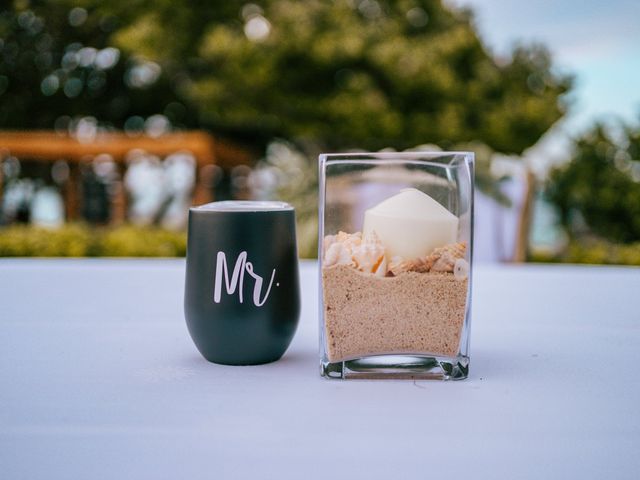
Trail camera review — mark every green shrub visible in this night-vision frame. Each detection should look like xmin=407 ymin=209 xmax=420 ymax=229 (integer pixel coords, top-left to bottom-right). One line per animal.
xmin=0 ymin=224 xmax=187 ymax=257
xmin=99 ymin=226 xmax=186 ymax=257
xmin=530 ymin=240 xmax=640 ymax=266
xmin=0 ymin=224 xmax=93 ymax=257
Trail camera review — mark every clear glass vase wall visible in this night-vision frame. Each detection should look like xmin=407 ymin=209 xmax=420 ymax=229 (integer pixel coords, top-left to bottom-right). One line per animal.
xmin=319 ymin=152 xmax=474 ymax=380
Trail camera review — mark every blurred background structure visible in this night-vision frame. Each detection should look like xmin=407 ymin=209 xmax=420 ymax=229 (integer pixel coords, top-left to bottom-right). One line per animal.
xmin=0 ymin=0 xmax=638 ymax=263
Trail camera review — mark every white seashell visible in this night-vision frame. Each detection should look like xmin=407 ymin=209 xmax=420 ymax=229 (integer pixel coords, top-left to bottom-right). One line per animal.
xmin=352 ymin=230 xmax=386 ymax=275
xmin=335 ymin=231 xmax=362 ymax=251
xmin=323 ymin=231 xmax=361 ymax=264
xmin=374 ymin=255 xmax=387 ymax=277
xmin=322 ymin=230 xmax=394 ymax=275
xmin=387 ymin=256 xmax=404 ymax=276
xmin=362 ymin=230 xmax=380 ymax=243
xmin=323 ymin=234 xmax=336 ymax=254
xmin=323 ymin=242 xmax=353 ymax=267
xmin=453 ymin=258 xmax=469 ymax=280
xmin=352 ymin=243 xmax=385 ymax=274
xmin=389 ymin=256 xmax=404 ymax=268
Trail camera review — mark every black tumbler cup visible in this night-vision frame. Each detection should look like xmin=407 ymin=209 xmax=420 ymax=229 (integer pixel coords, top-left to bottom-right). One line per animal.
xmin=184 ymin=201 xmax=300 ymax=365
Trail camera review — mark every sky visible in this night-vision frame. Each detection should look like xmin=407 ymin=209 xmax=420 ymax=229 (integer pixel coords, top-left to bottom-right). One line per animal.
xmin=452 ymin=0 xmax=640 ymax=171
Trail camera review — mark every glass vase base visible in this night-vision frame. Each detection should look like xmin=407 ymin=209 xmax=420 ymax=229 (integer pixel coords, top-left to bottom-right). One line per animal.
xmin=321 ymin=354 xmax=469 ymax=380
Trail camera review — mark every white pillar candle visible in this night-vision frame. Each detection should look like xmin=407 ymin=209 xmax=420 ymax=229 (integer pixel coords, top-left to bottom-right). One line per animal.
xmin=362 ymin=188 xmax=458 ymax=260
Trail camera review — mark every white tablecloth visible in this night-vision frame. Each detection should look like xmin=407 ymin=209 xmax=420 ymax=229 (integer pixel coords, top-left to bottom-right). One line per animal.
xmin=1 ymin=259 xmax=638 ymax=479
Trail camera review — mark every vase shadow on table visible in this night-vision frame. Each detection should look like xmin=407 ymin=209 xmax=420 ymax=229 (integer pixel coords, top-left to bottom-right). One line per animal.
xmin=176 ymin=346 xmax=516 ymax=379
xmin=469 ymin=347 xmax=528 ymax=381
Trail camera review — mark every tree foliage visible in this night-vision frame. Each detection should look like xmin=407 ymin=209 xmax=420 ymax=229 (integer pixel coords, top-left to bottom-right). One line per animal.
xmin=0 ymin=2 xmax=197 ymax=131
xmin=546 ymin=122 xmax=640 ymax=243
xmin=112 ymin=0 xmax=572 ymax=153
xmin=1 ymin=0 xmax=571 ymax=155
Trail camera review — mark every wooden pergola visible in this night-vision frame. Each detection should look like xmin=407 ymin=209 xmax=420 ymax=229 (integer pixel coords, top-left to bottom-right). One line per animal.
xmin=0 ymin=130 xmax=256 ymax=224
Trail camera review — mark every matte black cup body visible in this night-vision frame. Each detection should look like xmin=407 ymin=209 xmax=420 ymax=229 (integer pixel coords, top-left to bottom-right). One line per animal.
xmin=184 ymin=201 xmax=300 ymax=365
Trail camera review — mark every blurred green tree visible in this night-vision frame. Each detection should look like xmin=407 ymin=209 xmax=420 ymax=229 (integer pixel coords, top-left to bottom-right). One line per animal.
xmin=1 ymin=0 xmax=571 ymax=153
xmin=0 ymin=2 xmax=198 ymax=131
xmin=108 ymin=0 xmax=572 ymax=154
xmin=546 ymin=121 xmax=640 ymax=243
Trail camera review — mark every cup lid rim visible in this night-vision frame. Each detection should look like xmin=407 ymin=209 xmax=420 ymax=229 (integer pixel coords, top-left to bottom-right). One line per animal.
xmin=191 ymin=201 xmax=293 ymax=212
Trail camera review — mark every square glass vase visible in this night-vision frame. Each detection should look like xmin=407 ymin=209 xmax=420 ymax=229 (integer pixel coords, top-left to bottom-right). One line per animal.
xmin=319 ymin=152 xmax=474 ymax=380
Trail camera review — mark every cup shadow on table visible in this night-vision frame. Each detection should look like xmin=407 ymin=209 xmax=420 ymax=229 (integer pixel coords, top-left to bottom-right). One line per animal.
xmin=176 ymin=348 xmax=317 ymax=370
xmin=275 ymin=349 xmax=317 ymax=366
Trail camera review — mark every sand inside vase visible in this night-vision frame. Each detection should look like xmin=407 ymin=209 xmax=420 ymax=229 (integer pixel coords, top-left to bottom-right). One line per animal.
xmin=322 ymin=265 xmax=468 ymax=362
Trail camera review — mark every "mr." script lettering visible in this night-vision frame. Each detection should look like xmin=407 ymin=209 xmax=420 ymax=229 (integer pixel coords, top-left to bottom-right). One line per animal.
xmin=213 ymin=251 xmax=276 ymax=307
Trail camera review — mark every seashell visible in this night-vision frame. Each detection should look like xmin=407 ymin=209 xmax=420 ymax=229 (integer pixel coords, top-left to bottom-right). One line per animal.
xmin=322 ymin=230 xmax=394 ymax=276
xmin=323 ymin=234 xmax=336 ymax=254
xmin=430 ymin=242 xmax=467 ymax=273
xmin=387 ymin=242 xmax=466 ymax=275
xmin=323 ymin=242 xmax=354 ymax=267
xmin=323 ymin=231 xmax=361 ymax=259
xmin=390 ymin=255 xmax=435 ymax=275
xmin=374 ymin=255 xmax=387 ymax=277
xmin=352 ymin=231 xmax=386 ymax=275
xmin=336 ymin=231 xmax=362 ymax=252
xmin=352 ymin=243 xmax=385 ymax=275
xmin=387 ymin=256 xmax=405 ymax=276
xmin=453 ymin=258 xmax=469 ymax=281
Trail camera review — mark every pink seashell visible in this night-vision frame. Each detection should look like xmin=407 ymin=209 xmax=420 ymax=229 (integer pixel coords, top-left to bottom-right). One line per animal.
xmin=430 ymin=242 xmax=467 ymax=273
xmin=387 ymin=242 xmax=467 ymax=275
xmin=389 ymin=256 xmax=434 ymax=275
